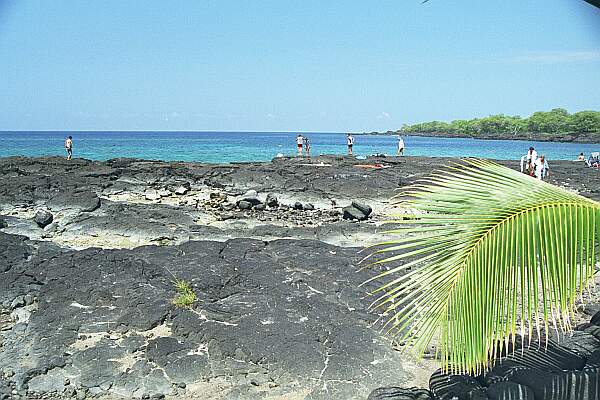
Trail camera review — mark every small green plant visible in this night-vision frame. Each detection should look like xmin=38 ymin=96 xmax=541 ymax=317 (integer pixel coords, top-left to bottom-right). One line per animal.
xmin=172 ymin=279 xmax=197 ymax=308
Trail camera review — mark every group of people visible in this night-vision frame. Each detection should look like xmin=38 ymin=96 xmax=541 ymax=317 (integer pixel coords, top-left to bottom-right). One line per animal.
xmin=296 ymin=134 xmax=311 ymax=156
xmin=520 ymin=147 xmax=549 ymax=180
xmin=576 ymin=152 xmax=600 ymax=168
xmin=295 ymin=133 xmax=405 ymax=157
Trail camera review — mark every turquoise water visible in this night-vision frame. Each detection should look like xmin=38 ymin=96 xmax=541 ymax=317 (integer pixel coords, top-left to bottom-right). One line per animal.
xmin=1 ymin=131 xmax=598 ymax=163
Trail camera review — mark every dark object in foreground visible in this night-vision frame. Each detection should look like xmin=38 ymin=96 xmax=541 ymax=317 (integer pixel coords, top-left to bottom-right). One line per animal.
xmin=370 ymin=310 xmax=600 ymax=400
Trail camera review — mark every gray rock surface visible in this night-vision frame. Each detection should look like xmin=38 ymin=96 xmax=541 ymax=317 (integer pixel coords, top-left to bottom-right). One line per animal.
xmin=0 ymin=233 xmax=409 ymax=399
xmin=1 ymin=155 xmax=600 ymax=399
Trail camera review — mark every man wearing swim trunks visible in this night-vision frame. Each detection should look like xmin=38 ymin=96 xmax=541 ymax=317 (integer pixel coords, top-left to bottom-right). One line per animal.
xmin=296 ymin=134 xmax=304 ymax=156
xmin=65 ymin=136 xmax=73 ymax=160
xmin=347 ymin=133 xmax=354 ymax=156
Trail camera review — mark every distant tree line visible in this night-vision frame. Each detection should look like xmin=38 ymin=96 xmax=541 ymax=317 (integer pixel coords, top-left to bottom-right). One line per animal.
xmin=399 ymin=108 xmax=600 ymax=137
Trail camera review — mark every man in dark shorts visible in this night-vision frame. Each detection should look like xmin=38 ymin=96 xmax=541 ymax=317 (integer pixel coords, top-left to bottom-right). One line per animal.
xmin=347 ymin=133 xmax=354 ymax=155
xmin=304 ymin=136 xmax=311 ymax=157
xmin=65 ymin=136 xmax=73 ymax=160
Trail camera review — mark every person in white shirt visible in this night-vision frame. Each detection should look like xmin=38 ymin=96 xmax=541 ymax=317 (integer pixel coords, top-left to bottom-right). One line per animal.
xmin=64 ymin=136 xmax=73 ymax=160
xmin=397 ymin=135 xmax=405 ymax=156
xmin=347 ymin=134 xmax=354 ymax=156
xmin=525 ymin=147 xmax=538 ymax=175
xmin=304 ymin=136 xmax=311 ymax=157
xmin=534 ymin=155 xmax=549 ymax=180
xmin=296 ymin=134 xmax=304 ymax=156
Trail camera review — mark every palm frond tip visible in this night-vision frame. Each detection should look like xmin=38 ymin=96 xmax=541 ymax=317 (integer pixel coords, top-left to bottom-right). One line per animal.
xmin=366 ymin=159 xmax=600 ymax=375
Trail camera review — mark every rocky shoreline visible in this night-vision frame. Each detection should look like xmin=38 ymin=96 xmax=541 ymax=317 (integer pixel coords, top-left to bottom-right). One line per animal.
xmin=1 ymin=155 xmax=599 ymax=399
xmin=359 ymin=131 xmax=600 ymax=144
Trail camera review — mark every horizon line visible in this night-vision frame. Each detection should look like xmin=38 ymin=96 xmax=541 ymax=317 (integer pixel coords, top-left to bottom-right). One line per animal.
xmin=0 ymin=130 xmax=386 ymax=134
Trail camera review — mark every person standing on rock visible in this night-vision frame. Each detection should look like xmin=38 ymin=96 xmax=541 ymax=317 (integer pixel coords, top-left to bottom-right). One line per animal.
xmin=347 ymin=133 xmax=354 ymax=156
xmin=65 ymin=136 xmax=73 ymax=160
xmin=535 ymin=154 xmax=549 ymax=180
xmin=296 ymin=134 xmax=304 ymax=156
xmin=304 ymin=136 xmax=311 ymax=157
xmin=397 ymin=135 xmax=405 ymax=156
xmin=525 ymin=146 xmax=537 ymax=176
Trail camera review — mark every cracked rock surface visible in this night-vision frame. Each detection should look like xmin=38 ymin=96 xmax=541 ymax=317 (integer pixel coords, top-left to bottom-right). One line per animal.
xmin=1 ymin=155 xmax=598 ymax=399
xmin=0 ymin=235 xmax=411 ymax=399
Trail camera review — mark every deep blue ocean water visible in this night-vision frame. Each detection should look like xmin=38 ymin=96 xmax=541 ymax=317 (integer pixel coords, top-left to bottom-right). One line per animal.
xmin=1 ymin=131 xmax=598 ymax=163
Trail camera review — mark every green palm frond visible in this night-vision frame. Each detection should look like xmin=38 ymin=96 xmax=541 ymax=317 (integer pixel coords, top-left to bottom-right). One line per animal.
xmin=364 ymin=159 xmax=600 ymax=375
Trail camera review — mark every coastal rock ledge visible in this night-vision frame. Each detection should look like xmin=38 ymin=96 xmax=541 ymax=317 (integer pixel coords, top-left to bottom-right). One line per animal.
xmin=1 ymin=156 xmax=599 ymax=399
xmin=0 ymin=232 xmax=412 ymax=400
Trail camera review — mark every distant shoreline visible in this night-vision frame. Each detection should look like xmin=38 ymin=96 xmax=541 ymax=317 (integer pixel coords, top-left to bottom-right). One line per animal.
xmin=356 ymin=131 xmax=600 ymax=144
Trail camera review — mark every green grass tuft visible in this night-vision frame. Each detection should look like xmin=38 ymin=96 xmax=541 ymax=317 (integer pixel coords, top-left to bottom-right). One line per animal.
xmin=172 ymin=279 xmax=197 ymax=308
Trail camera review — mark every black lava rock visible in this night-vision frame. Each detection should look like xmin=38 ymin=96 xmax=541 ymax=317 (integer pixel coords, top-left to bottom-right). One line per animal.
xmin=486 ymin=381 xmax=535 ymax=400
xmin=293 ymin=202 xmax=303 ymax=210
xmin=559 ymin=331 xmax=600 ymax=358
xmin=237 ymin=200 xmax=253 ymax=210
xmin=508 ymin=367 xmax=600 ymax=400
xmin=585 ymin=349 xmax=600 ymax=368
xmin=266 ymin=194 xmax=278 ymax=207
xmin=34 ymin=210 xmax=53 ymax=228
xmin=0 ymin=218 xmax=7 ymax=229
xmin=243 ymin=197 xmax=262 ymax=206
xmin=484 ymin=339 xmax=586 ymax=385
xmin=351 ymin=201 xmax=372 ymax=217
xmin=583 ymin=325 xmax=600 ymax=341
xmin=367 ymin=387 xmax=432 ymax=400
xmin=465 ymin=388 xmax=488 ymax=400
xmin=81 ymin=194 xmax=101 ymax=212
xmin=342 ymin=205 xmax=366 ymax=221
xmin=429 ymin=370 xmax=483 ymax=400
xmin=590 ymin=310 xmax=600 ymax=327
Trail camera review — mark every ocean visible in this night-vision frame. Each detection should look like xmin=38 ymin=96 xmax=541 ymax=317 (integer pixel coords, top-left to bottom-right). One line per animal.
xmin=1 ymin=131 xmax=598 ymax=163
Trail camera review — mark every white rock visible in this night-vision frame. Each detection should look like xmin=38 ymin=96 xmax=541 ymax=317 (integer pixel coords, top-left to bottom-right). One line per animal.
xmin=144 ymin=190 xmax=161 ymax=201
xmin=174 ymin=186 xmax=189 ymax=195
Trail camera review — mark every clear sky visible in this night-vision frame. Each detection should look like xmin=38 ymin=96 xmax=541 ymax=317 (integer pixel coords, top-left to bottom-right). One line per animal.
xmin=0 ymin=0 xmax=599 ymax=132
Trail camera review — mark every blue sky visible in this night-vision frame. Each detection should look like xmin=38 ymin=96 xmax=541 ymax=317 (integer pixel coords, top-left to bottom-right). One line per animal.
xmin=0 ymin=0 xmax=599 ymax=132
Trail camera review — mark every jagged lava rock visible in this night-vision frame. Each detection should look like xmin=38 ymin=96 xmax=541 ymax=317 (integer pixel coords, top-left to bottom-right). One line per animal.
xmin=34 ymin=210 xmax=53 ymax=228
xmin=265 ymin=193 xmax=278 ymax=207
xmin=429 ymin=370 xmax=483 ymax=400
xmin=367 ymin=387 xmax=432 ymax=400
xmin=351 ymin=201 xmax=372 ymax=217
xmin=486 ymin=381 xmax=535 ymax=400
xmin=590 ymin=310 xmax=600 ymax=326
xmin=237 ymin=200 xmax=253 ymax=210
xmin=0 ymin=235 xmax=411 ymax=399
